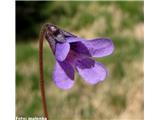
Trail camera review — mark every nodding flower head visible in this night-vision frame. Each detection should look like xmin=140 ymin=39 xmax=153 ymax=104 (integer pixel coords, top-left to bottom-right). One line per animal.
xmin=45 ymin=24 xmax=115 ymax=90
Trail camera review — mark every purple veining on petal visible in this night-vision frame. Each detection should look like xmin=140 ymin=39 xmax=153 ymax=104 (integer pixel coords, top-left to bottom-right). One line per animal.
xmin=75 ymin=57 xmax=95 ymax=69
xmin=70 ymin=41 xmax=91 ymax=57
xmin=65 ymin=49 xmax=92 ymax=69
xmin=58 ymin=60 xmax=74 ymax=80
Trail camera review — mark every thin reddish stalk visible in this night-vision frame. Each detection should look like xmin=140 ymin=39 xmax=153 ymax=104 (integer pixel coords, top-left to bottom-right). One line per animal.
xmin=39 ymin=25 xmax=49 ymax=119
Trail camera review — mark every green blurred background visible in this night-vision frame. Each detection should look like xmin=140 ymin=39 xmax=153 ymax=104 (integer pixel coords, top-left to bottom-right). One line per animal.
xmin=16 ymin=1 xmax=144 ymax=120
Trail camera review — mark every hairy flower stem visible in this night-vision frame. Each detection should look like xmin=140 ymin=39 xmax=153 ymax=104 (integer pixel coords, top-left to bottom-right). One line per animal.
xmin=39 ymin=25 xmax=49 ymax=119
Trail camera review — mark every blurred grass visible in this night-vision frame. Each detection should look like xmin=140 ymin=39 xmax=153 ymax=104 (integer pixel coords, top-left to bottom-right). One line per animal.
xmin=16 ymin=1 xmax=144 ymax=120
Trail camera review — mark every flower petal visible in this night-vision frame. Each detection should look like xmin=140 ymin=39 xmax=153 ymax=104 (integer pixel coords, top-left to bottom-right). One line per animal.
xmin=82 ymin=38 xmax=114 ymax=57
xmin=75 ymin=57 xmax=95 ymax=69
xmin=76 ymin=60 xmax=108 ymax=85
xmin=70 ymin=42 xmax=91 ymax=57
xmin=53 ymin=61 xmax=74 ymax=90
xmin=55 ymin=42 xmax=70 ymax=61
xmin=66 ymin=37 xmax=114 ymax=57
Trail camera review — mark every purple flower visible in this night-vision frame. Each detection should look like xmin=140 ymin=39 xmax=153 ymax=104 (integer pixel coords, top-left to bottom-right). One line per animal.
xmin=45 ymin=24 xmax=114 ymax=90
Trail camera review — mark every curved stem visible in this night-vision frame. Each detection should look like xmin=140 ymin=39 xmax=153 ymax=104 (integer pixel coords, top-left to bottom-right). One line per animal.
xmin=39 ymin=25 xmax=49 ymax=119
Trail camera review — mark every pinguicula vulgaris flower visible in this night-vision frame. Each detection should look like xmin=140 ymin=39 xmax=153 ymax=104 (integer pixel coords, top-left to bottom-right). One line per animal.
xmin=45 ymin=24 xmax=114 ymax=90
